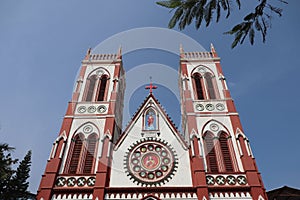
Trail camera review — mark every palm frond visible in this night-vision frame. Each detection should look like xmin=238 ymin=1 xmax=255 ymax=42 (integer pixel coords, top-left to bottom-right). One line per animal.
xmin=156 ymin=0 xmax=182 ymax=8
xmin=168 ymin=7 xmax=184 ymax=28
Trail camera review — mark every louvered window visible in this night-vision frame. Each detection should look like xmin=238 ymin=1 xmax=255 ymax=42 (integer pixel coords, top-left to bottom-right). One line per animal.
xmin=194 ymin=73 xmax=204 ymax=100
xmin=97 ymin=75 xmax=108 ymax=101
xmin=85 ymin=75 xmax=97 ymax=101
xmin=204 ymin=72 xmax=216 ymax=99
xmin=83 ymin=134 xmax=97 ymax=174
xmin=205 ymin=133 xmax=218 ymax=173
xmin=68 ymin=135 xmax=83 ymax=174
xmin=219 ymin=133 xmax=233 ymax=172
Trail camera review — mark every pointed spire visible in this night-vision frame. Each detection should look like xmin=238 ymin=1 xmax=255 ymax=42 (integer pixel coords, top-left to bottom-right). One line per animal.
xmin=85 ymin=47 xmax=91 ymax=60
xmin=210 ymin=43 xmax=218 ymax=57
xmin=180 ymin=44 xmax=184 ymax=58
xmin=210 ymin=43 xmax=215 ymax=52
xmin=117 ymin=45 xmax=122 ymax=59
xmin=180 ymin=44 xmax=184 ymax=54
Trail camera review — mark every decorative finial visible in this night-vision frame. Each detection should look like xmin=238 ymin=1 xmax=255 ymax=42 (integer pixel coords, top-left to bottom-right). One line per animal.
xmin=145 ymin=76 xmax=157 ymax=94
xmin=210 ymin=43 xmax=218 ymax=57
xmin=210 ymin=43 xmax=215 ymax=52
xmin=117 ymin=45 xmax=122 ymax=59
xmin=85 ymin=48 xmax=91 ymax=60
xmin=180 ymin=44 xmax=184 ymax=54
xmin=180 ymin=44 xmax=185 ymax=59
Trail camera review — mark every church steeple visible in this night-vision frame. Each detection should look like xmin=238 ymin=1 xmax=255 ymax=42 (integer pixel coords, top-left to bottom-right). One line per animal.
xmin=179 ymin=45 xmax=267 ymax=200
xmin=37 ymin=49 xmax=125 ymax=200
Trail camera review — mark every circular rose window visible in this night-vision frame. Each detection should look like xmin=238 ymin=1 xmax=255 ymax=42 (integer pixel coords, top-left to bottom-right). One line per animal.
xmin=124 ymin=139 xmax=177 ymax=186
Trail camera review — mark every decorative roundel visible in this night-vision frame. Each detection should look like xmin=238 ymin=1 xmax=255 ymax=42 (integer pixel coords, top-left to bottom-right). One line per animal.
xmin=226 ymin=175 xmax=236 ymax=185
xmin=195 ymin=104 xmax=204 ymax=111
xmin=88 ymin=106 xmax=96 ymax=113
xmin=77 ymin=106 xmax=86 ymax=113
xmin=206 ymin=104 xmax=215 ymax=111
xmin=87 ymin=177 xmax=96 ymax=186
xmin=206 ymin=175 xmax=215 ymax=185
xmin=124 ymin=138 xmax=177 ymax=186
xmin=97 ymin=105 xmax=107 ymax=113
xmin=66 ymin=177 xmax=76 ymax=187
xmin=77 ymin=177 xmax=86 ymax=187
xmin=237 ymin=175 xmax=247 ymax=185
xmin=83 ymin=125 xmax=93 ymax=134
xmin=56 ymin=177 xmax=66 ymax=187
xmin=209 ymin=123 xmax=219 ymax=132
xmin=215 ymin=175 xmax=226 ymax=185
xmin=216 ymin=103 xmax=225 ymax=111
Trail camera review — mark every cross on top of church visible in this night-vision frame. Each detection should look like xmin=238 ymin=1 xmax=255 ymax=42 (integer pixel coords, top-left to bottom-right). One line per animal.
xmin=145 ymin=77 xmax=157 ymax=94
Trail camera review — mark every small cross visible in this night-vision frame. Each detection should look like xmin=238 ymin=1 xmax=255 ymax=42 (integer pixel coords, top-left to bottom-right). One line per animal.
xmin=145 ymin=77 xmax=157 ymax=94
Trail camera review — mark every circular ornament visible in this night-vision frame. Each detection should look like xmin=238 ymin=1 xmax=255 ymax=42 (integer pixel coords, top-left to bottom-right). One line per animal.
xmin=206 ymin=175 xmax=215 ymax=185
xmin=125 ymin=139 xmax=177 ymax=186
xmin=56 ymin=177 xmax=66 ymax=187
xmin=216 ymin=103 xmax=225 ymax=111
xmin=97 ymin=105 xmax=107 ymax=113
xmin=226 ymin=175 xmax=236 ymax=185
xmin=88 ymin=106 xmax=96 ymax=113
xmin=77 ymin=177 xmax=86 ymax=187
xmin=83 ymin=125 xmax=93 ymax=134
xmin=216 ymin=175 xmax=226 ymax=185
xmin=237 ymin=175 xmax=247 ymax=185
xmin=66 ymin=177 xmax=76 ymax=187
xmin=77 ymin=106 xmax=86 ymax=113
xmin=87 ymin=177 xmax=96 ymax=186
xmin=205 ymin=104 xmax=215 ymax=111
xmin=195 ymin=104 xmax=204 ymax=111
xmin=209 ymin=123 xmax=219 ymax=132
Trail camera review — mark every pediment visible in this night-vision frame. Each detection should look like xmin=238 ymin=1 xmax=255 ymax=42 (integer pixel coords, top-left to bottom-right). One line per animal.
xmin=115 ymin=94 xmax=187 ymax=151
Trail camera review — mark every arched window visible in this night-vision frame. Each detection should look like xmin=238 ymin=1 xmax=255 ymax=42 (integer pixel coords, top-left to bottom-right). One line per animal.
xmin=68 ymin=134 xmax=84 ymax=174
xmin=66 ymin=133 xmax=98 ymax=174
xmin=97 ymin=75 xmax=108 ymax=101
xmin=85 ymin=75 xmax=97 ymax=101
xmin=145 ymin=109 xmax=157 ymax=130
xmin=204 ymin=132 xmax=218 ymax=173
xmin=204 ymin=72 xmax=216 ymax=99
xmin=193 ymin=73 xmax=204 ymax=100
xmin=83 ymin=133 xmax=98 ymax=174
xmin=219 ymin=133 xmax=233 ymax=172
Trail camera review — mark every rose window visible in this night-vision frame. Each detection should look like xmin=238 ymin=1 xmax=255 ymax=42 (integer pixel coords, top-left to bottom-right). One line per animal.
xmin=125 ymin=139 xmax=177 ymax=186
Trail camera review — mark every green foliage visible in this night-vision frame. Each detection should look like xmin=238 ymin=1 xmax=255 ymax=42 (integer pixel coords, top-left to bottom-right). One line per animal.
xmin=0 ymin=144 xmax=32 ymax=200
xmin=156 ymin=0 xmax=287 ymax=48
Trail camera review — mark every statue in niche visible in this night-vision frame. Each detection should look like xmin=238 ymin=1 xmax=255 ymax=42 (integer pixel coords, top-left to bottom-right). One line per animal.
xmin=146 ymin=110 xmax=156 ymax=130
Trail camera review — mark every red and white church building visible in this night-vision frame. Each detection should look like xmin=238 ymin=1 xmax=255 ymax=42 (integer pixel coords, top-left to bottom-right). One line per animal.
xmin=37 ymin=45 xmax=268 ymax=200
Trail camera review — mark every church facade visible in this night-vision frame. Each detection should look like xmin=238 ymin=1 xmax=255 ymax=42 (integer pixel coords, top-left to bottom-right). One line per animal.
xmin=37 ymin=45 xmax=268 ymax=200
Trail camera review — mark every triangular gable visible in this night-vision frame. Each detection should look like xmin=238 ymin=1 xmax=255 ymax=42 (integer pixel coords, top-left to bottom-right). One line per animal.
xmin=114 ymin=94 xmax=187 ymax=150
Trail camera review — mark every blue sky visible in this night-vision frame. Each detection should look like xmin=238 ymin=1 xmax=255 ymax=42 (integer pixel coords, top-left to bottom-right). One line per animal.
xmin=0 ymin=0 xmax=299 ymax=193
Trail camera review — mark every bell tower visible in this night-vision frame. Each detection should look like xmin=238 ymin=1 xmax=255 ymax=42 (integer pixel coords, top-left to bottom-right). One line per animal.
xmin=179 ymin=45 xmax=268 ymax=200
xmin=37 ymin=48 xmax=125 ymax=200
